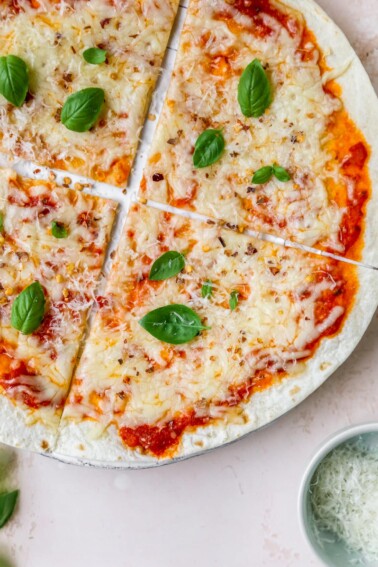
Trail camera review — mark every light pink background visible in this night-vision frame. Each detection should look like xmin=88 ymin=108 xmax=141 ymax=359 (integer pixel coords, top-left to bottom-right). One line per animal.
xmin=1 ymin=1 xmax=378 ymax=566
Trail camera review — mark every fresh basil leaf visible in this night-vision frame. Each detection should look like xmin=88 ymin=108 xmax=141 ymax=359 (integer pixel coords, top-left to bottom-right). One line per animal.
xmin=193 ymin=129 xmax=225 ymax=169
xmin=83 ymin=47 xmax=107 ymax=65
xmin=0 ymin=490 xmax=19 ymax=529
xmin=51 ymin=221 xmax=68 ymax=239
xmin=149 ymin=251 xmax=185 ymax=281
xmin=252 ymin=165 xmax=273 ymax=184
xmin=238 ymin=59 xmax=271 ymax=118
xmin=0 ymin=555 xmax=13 ymax=567
xmin=11 ymin=282 xmax=45 ymax=335
xmin=273 ymin=164 xmax=291 ymax=182
xmin=229 ymin=291 xmax=239 ymax=311
xmin=201 ymin=281 xmax=213 ymax=299
xmin=139 ymin=304 xmax=210 ymax=345
xmin=61 ymin=87 xmax=104 ymax=132
xmin=0 ymin=55 xmax=29 ymax=107
xmin=0 ymin=212 xmax=4 ymax=233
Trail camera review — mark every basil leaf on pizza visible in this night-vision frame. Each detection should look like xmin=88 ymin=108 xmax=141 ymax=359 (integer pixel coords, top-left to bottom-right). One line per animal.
xmin=201 ymin=281 xmax=213 ymax=299
xmin=61 ymin=88 xmax=105 ymax=132
xmin=0 ymin=490 xmax=19 ymax=529
xmin=253 ymin=164 xmax=291 ymax=184
xmin=11 ymin=281 xmax=46 ymax=335
xmin=83 ymin=47 xmax=107 ymax=65
xmin=238 ymin=59 xmax=271 ymax=118
xmin=193 ymin=129 xmax=225 ymax=168
xmin=0 ymin=212 xmax=4 ymax=233
xmin=139 ymin=304 xmax=210 ymax=345
xmin=229 ymin=291 xmax=239 ymax=311
xmin=51 ymin=221 xmax=68 ymax=239
xmin=252 ymin=166 xmax=273 ymax=184
xmin=149 ymin=251 xmax=185 ymax=281
xmin=0 ymin=55 xmax=29 ymax=107
xmin=273 ymin=164 xmax=291 ymax=182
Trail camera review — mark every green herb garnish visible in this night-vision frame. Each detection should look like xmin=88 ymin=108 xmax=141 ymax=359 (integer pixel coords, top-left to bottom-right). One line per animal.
xmin=0 ymin=55 xmax=29 ymax=107
xmin=0 ymin=490 xmax=19 ymax=529
xmin=252 ymin=164 xmax=291 ymax=185
xmin=139 ymin=304 xmax=210 ymax=345
xmin=149 ymin=251 xmax=185 ymax=281
xmin=201 ymin=281 xmax=213 ymax=299
xmin=83 ymin=47 xmax=107 ymax=65
xmin=272 ymin=164 xmax=291 ymax=182
xmin=11 ymin=282 xmax=45 ymax=335
xmin=51 ymin=221 xmax=68 ymax=239
xmin=61 ymin=87 xmax=104 ymax=132
xmin=252 ymin=165 xmax=274 ymax=185
xmin=229 ymin=291 xmax=239 ymax=311
xmin=238 ymin=59 xmax=271 ymax=118
xmin=193 ymin=129 xmax=225 ymax=169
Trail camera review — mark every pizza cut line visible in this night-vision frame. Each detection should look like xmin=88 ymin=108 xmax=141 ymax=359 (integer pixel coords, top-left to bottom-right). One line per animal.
xmin=0 ymin=168 xmax=116 ymax=452
xmin=0 ymin=0 xmax=179 ymax=186
xmin=57 ymin=203 xmax=359 ymax=462
xmin=140 ymin=0 xmax=373 ymax=260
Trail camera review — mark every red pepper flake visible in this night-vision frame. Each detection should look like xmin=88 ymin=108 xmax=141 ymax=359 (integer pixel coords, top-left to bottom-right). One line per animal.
xmin=100 ymin=18 xmax=111 ymax=28
xmin=152 ymin=173 xmax=164 ymax=182
xmin=246 ymin=244 xmax=258 ymax=255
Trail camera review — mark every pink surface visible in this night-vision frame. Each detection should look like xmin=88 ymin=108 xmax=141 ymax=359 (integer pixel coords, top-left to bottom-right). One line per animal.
xmin=1 ymin=1 xmax=378 ymax=566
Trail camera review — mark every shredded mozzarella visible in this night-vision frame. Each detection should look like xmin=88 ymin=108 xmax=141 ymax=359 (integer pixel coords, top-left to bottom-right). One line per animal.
xmin=311 ymin=438 xmax=378 ymax=563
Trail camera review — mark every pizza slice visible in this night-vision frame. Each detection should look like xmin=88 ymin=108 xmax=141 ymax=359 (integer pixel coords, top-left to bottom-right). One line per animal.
xmin=57 ymin=203 xmax=373 ymax=466
xmin=0 ymin=168 xmax=116 ymax=452
xmin=0 ymin=0 xmax=179 ymax=186
xmin=140 ymin=0 xmax=378 ymax=261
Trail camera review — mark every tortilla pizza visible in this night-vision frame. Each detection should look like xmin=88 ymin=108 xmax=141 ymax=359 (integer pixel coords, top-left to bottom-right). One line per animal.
xmin=0 ymin=168 xmax=116 ymax=452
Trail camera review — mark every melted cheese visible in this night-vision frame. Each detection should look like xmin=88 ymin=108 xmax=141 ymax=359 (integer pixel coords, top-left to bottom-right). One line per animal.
xmin=0 ymin=168 xmax=116 ymax=449
xmin=59 ymin=204 xmax=355 ymax=457
xmin=0 ymin=0 xmax=179 ymax=186
xmin=140 ymin=0 xmax=370 ymax=254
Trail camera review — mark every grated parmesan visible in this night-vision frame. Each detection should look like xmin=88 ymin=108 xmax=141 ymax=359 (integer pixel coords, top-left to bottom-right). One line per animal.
xmin=310 ymin=437 xmax=378 ymax=563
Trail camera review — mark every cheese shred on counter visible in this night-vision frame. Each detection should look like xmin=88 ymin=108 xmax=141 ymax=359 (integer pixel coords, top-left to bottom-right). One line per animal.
xmin=310 ymin=439 xmax=378 ymax=563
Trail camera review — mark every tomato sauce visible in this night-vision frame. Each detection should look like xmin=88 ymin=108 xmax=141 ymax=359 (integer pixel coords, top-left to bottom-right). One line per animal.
xmin=125 ymin=278 xmax=163 ymax=310
xmin=0 ymin=346 xmax=52 ymax=410
xmin=120 ymin=412 xmax=210 ymax=457
xmin=216 ymin=0 xmax=299 ymax=38
xmin=225 ymin=370 xmax=277 ymax=407
xmin=91 ymin=156 xmax=130 ymax=187
xmin=324 ymin=113 xmax=370 ymax=257
xmin=8 ymin=187 xmax=57 ymax=210
xmin=234 ymin=0 xmax=299 ymax=37
xmin=167 ymin=180 xmax=199 ymax=209
xmin=10 ymin=0 xmax=40 ymax=10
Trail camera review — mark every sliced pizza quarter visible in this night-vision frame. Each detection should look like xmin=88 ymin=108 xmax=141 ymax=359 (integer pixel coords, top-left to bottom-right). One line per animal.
xmin=0 ymin=168 xmax=116 ymax=452
xmin=0 ymin=0 xmax=179 ymax=186
xmin=56 ymin=204 xmax=375 ymax=466
xmin=140 ymin=0 xmax=378 ymax=263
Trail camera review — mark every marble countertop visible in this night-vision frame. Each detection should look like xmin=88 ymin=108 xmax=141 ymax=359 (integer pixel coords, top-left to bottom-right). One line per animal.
xmin=1 ymin=1 xmax=378 ymax=566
